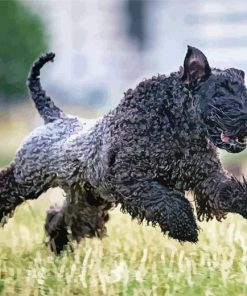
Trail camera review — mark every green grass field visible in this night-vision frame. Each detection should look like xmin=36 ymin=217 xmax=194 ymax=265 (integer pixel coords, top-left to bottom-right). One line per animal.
xmin=1 ymin=197 xmax=247 ymax=296
xmin=1 ymin=108 xmax=247 ymax=295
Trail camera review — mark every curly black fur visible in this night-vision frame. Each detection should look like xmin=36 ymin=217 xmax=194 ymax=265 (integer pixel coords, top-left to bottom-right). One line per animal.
xmin=1 ymin=46 xmax=247 ymax=252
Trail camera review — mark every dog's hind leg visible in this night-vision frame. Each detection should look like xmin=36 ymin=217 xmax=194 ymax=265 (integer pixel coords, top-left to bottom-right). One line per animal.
xmin=0 ymin=164 xmax=26 ymax=224
xmin=45 ymin=184 xmax=112 ymax=254
xmin=114 ymin=180 xmax=199 ymax=243
xmin=0 ymin=163 xmax=51 ymax=225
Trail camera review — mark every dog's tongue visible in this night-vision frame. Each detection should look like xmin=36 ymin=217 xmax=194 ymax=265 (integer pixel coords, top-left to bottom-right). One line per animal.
xmin=221 ymin=132 xmax=230 ymax=143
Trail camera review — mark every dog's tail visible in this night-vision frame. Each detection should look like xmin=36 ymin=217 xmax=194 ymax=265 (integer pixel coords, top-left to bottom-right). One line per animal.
xmin=27 ymin=52 xmax=65 ymax=124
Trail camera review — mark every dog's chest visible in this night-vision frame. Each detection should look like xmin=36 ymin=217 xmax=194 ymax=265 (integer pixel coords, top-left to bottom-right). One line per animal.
xmin=155 ymin=136 xmax=213 ymax=191
xmin=180 ymin=142 xmax=218 ymax=191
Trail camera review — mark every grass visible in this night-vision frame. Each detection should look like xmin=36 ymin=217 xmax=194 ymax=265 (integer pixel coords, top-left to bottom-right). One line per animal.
xmin=1 ymin=196 xmax=247 ymax=295
xmin=1 ymin=107 xmax=247 ymax=295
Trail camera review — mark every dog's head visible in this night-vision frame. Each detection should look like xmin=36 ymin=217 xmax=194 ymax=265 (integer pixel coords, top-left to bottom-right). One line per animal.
xmin=182 ymin=46 xmax=247 ymax=153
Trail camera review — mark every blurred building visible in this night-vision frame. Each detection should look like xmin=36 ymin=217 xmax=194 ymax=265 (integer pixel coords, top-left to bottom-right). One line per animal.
xmin=24 ymin=0 xmax=247 ymax=112
xmin=26 ymin=0 xmax=150 ymax=111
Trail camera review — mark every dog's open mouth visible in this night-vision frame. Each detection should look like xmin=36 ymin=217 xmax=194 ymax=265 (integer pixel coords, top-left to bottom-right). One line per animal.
xmin=220 ymin=131 xmax=246 ymax=145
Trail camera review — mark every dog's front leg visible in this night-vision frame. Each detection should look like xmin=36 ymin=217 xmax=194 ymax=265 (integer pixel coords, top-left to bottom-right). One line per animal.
xmin=114 ymin=180 xmax=198 ymax=242
xmin=194 ymin=172 xmax=247 ymax=221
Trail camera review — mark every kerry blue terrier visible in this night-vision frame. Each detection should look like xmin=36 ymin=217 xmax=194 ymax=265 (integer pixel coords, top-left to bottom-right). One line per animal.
xmin=1 ymin=46 xmax=247 ymax=253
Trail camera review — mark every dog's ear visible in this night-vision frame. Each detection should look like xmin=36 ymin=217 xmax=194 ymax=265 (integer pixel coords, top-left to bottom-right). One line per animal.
xmin=182 ymin=46 xmax=211 ymax=85
xmin=233 ymin=68 xmax=245 ymax=80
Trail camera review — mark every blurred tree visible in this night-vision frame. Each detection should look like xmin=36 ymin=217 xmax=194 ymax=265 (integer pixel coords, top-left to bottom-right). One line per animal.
xmin=0 ymin=0 xmax=47 ymax=102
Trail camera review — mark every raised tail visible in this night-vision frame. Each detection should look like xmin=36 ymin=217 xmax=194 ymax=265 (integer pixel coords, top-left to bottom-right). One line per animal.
xmin=27 ymin=52 xmax=65 ymax=124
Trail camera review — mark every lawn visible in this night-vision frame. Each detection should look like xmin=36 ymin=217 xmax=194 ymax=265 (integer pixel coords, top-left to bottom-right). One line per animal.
xmin=1 ymin=107 xmax=247 ymax=295
xmin=1 ymin=197 xmax=247 ymax=296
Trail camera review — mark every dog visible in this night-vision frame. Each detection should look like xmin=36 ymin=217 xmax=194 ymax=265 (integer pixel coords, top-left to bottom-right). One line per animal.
xmin=1 ymin=46 xmax=247 ymax=253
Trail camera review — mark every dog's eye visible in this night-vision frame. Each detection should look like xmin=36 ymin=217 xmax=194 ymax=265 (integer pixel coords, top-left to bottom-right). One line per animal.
xmin=213 ymin=89 xmax=225 ymax=98
xmin=222 ymin=81 xmax=235 ymax=94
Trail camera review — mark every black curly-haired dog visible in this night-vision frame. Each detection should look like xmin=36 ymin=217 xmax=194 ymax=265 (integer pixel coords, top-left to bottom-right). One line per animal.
xmin=1 ymin=46 xmax=247 ymax=253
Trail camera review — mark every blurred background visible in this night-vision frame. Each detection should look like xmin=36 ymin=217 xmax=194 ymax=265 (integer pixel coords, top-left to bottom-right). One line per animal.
xmin=1 ymin=0 xmax=247 ymax=173
xmin=2 ymin=3 xmax=247 ymax=294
